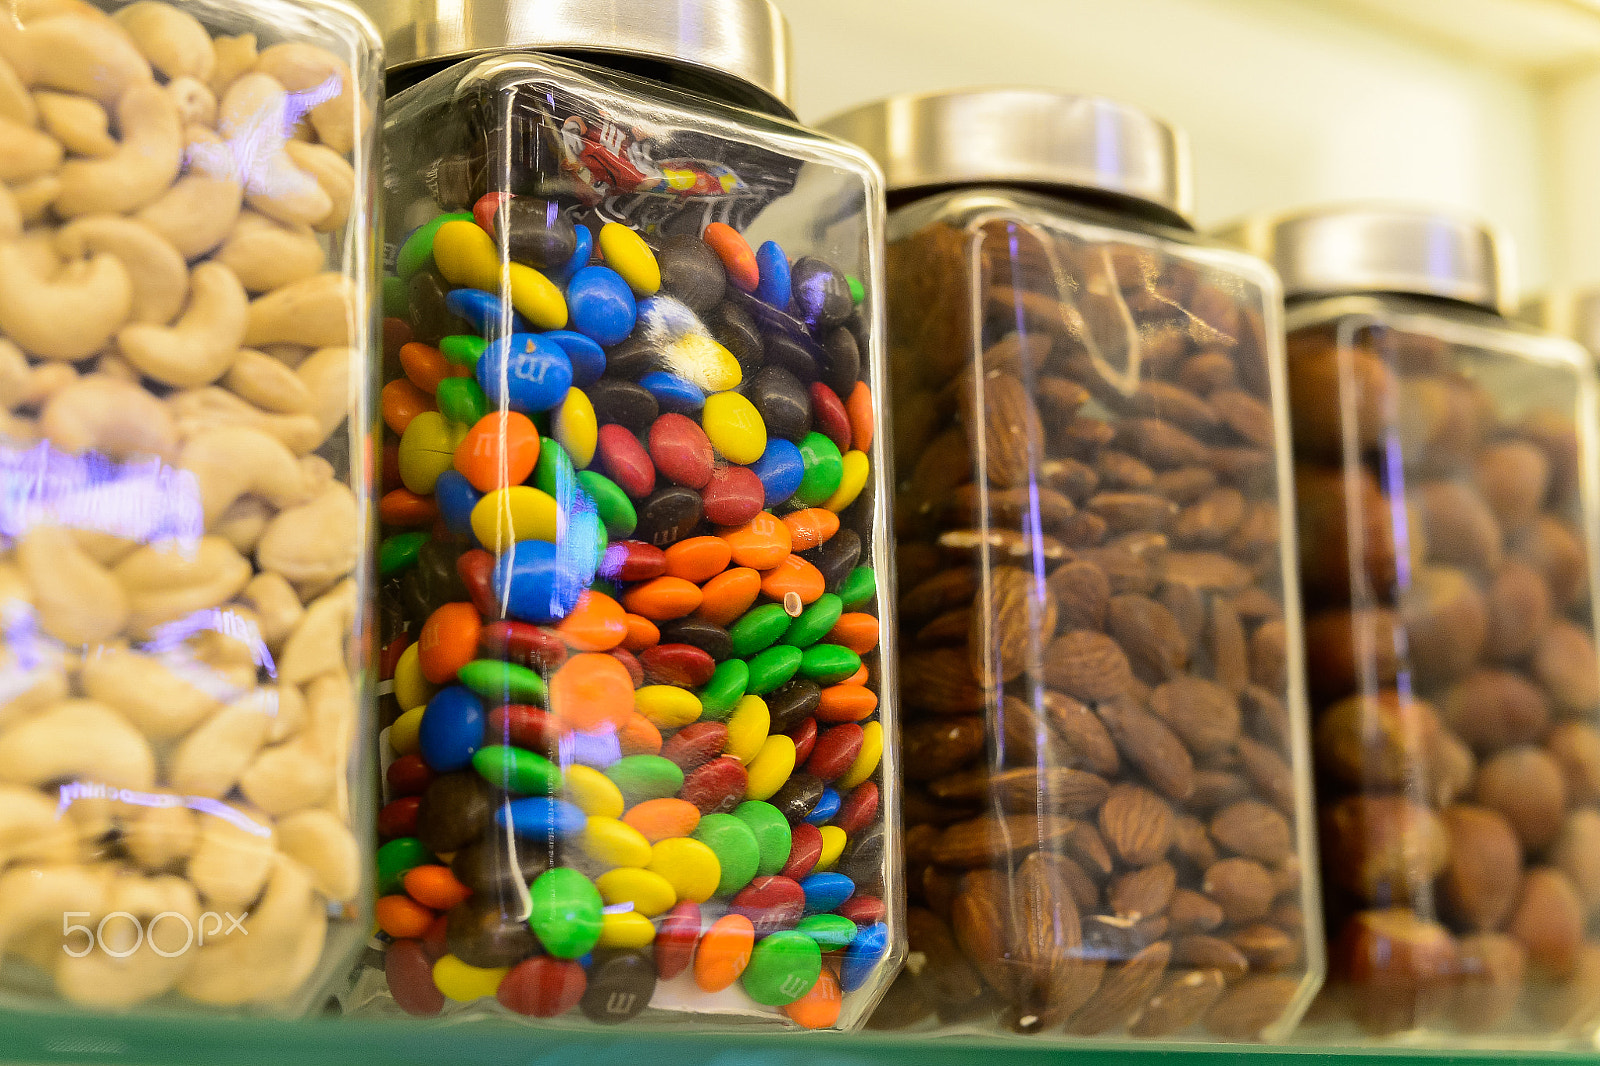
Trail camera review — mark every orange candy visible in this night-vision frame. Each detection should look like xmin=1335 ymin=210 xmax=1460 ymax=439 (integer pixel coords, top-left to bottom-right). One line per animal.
xmin=616 ymin=711 xmax=664 ymax=756
xmin=817 ymin=683 xmax=877 ymax=723
xmin=622 ymin=798 xmax=701 ymax=842
xmin=621 ymin=613 xmax=661 ymax=652
xmin=846 ymin=382 xmax=874 ymax=452
xmin=403 ymin=865 xmax=473 ymax=911
xmin=400 ymin=341 xmax=455 ymax=395
xmin=783 ymin=966 xmax=842 ymax=1029
xmin=454 ymin=411 xmax=540 ymax=493
xmin=382 ymin=378 xmax=435 ymax=436
xmin=380 ymin=487 xmax=439 ymax=527
xmin=760 ymin=555 xmax=825 ymax=605
xmin=695 ymin=567 xmax=762 ymax=627
xmin=719 ymin=512 xmax=791 ymax=570
xmin=549 ymin=653 xmax=635 ymax=731
xmin=556 ymin=590 xmax=627 ymax=651
xmin=621 ymin=576 xmax=703 ymax=621
xmin=702 ymin=223 xmax=759 ymax=292
xmin=664 ymin=536 xmax=733 ymax=584
xmin=694 ymin=913 xmax=756 ymax=992
xmin=826 ymin=613 xmax=879 ymax=655
xmin=417 ymin=602 xmax=482 ymax=684
xmin=842 ymin=664 xmax=869 ymax=687
xmin=376 ymin=894 xmax=435 ymax=939
xmin=781 ymin=508 xmax=838 ymax=553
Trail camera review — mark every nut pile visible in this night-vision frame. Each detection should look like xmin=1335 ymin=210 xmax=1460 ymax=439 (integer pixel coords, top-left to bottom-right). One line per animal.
xmin=0 ymin=1 xmax=369 ymax=1009
xmin=874 ymin=216 xmax=1313 ymax=1039
xmin=1291 ymin=320 xmax=1600 ymax=1035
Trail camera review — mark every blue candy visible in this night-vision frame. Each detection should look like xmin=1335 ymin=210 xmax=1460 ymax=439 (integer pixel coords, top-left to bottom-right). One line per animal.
xmin=840 ymin=921 xmax=889 ymax=993
xmin=755 ymin=240 xmax=791 ymax=307
xmin=552 ymin=224 xmax=593 ymax=286
xmin=803 ymin=787 xmax=841 ymax=826
xmin=417 ymin=685 xmax=485 ymax=773
xmin=567 ymin=265 xmax=637 ymax=346
xmin=798 ymin=872 xmax=854 ymax=916
xmin=562 ymin=727 xmax=623 ymax=769
xmin=445 ymin=287 xmax=529 ymax=336
xmin=639 ymin=371 xmax=705 ymax=414
xmin=496 ymin=797 xmax=588 ymax=839
xmin=749 ymin=438 xmax=804 ymax=507
xmin=541 ymin=329 xmax=606 ymax=387
xmin=492 ymin=538 xmax=582 ymax=623
xmin=433 ymin=469 xmax=481 ymax=539
xmin=477 ymin=333 xmax=573 ymax=413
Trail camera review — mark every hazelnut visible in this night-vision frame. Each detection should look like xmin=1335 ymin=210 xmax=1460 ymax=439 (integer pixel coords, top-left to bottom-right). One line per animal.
xmin=1482 ymin=561 xmax=1552 ymax=662
xmin=1476 ymin=440 xmax=1550 ymax=532
xmin=1439 ymin=805 xmax=1524 ymax=932
xmin=1475 ymin=745 xmax=1568 ymax=854
xmin=1438 ymin=669 xmax=1550 ymax=756
xmin=1336 ymin=908 xmax=1458 ymax=1034
xmin=1398 ymin=566 xmax=1488 ymax=683
xmin=1508 ymin=867 xmax=1584 ymax=978
xmin=1533 ymin=621 xmax=1600 ymax=717
xmin=1534 ymin=942 xmax=1600 ymax=1031
xmin=1423 ymin=726 xmax=1477 ymax=809
xmin=1516 ymin=410 xmax=1580 ymax=510
xmin=1414 ymin=481 xmax=1502 ymax=574
xmin=1396 ymin=377 xmax=1455 ymax=456
xmin=1303 ymin=608 xmax=1400 ymax=700
xmin=1321 ymin=795 xmax=1448 ymax=903
xmin=1547 ymin=722 xmax=1600 ymax=806
xmin=1393 ymin=333 xmax=1451 ymax=375
xmin=1551 ymin=809 xmax=1600 ymax=915
xmin=1513 ymin=516 xmax=1589 ymax=613
xmin=1287 ymin=337 xmax=1393 ymax=457
xmin=1297 ymin=465 xmax=1419 ymax=605
xmin=1450 ymin=932 xmax=1527 ymax=1032
xmin=1315 ymin=689 xmax=1438 ymax=791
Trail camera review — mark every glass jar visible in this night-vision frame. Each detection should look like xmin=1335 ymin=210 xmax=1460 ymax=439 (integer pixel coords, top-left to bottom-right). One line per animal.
xmin=0 ymin=0 xmax=381 ymax=1015
xmin=820 ymin=89 xmax=1323 ymax=1041
xmin=1235 ymin=205 xmax=1600 ymax=1041
xmin=348 ymin=0 xmax=900 ymax=1031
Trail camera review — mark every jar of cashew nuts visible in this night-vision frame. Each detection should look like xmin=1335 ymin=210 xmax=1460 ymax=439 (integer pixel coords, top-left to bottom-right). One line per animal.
xmin=0 ymin=0 xmax=381 ymax=1015
xmin=820 ymin=90 xmax=1323 ymax=1041
xmin=1232 ymin=205 xmax=1600 ymax=1042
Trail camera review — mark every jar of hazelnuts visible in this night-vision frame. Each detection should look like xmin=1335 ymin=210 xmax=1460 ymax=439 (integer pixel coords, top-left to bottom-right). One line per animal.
xmin=1234 ymin=205 xmax=1600 ymax=1041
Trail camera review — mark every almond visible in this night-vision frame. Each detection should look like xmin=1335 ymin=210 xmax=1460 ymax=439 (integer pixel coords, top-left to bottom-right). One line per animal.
xmin=1149 ymin=676 xmax=1239 ymax=755
xmin=1040 ymin=456 xmax=1100 ymax=500
xmin=1229 ymin=924 xmax=1299 ymax=971
xmin=1048 ymin=560 xmax=1110 ymax=631
xmin=951 ymin=868 xmax=1015 ymax=996
xmin=1168 ymin=889 xmax=1225 ymax=934
xmin=1043 ymin=630 xmax=1134 ymax=702
xmin=971 ymin=565 xmax=1056 ymax=686
xmin=1130 ymin=967 xmax=1227 ymax=1037
xmin=900 ymin=649 xmax=986 ymax=714
xmin=1153 ymin=466 xmax=1219 ymax=504
xmin=1178 ymin=350 xmax=1236 ymax=394
xmin=1110 ymin=862 xmax=1177 ymax=919
xmin=1211 ymin=388 xmax=1274 ymax=448
xmin=1065 ymin=939 xmax=1172 ymax=1035
xmin=1226 ymin=500 xmax=1280 ymax=560
xmin=1174 ymin=933 xmax=1250 ymax=980
xmin=1206 ymin=594 xmax=1250 ymax=695
xmin=1090 ymin=491 xmax=1179 ymax=534
xmin=985 ymin=766 xmax=1111 ymax=816
xmin=1098 ymin=697 xmax=1195 ymax=802
xmin=932 ymin=814 xmax=1081 ymax=868
xmin=906 ymin=906 xmax=984 ymax=1010
xmin=1203 ymin=857 xmax=1274 ymax=924
xmin=1100 ymin=783 xmax=1174 ymax=867
xmin=899 ymin=567 xmax=976 ymax=625
xmin=1116 ymin=416 xmax=1210 ymax=468
xmin=1041 ymin=691 xmax=1121 ymax=776
xmin=1173 ymin=486 xmax=1246 ymax=547
xmin=1237 ymin=736 xmax=1295 ymax=814
xmin=1060 ymin=820 xmax=1115 ymax=878
xmin=1131 ymin=379 xmax=1220 ymax=434
xmin=903 ymin=716 xmax=985 ymax=782
xmin=1098 ymin=450 xmax=1156 ymax=490
xmin=1108 ymin=593 xmax=1189 ymax=683
xmin=1173 ymin=814 xmax=1219 ymax=870
xmin=1204 ymin=973 xmax=1304 ymax=1041
xmin=967 ymin=370 xmax=1044 ymax=488
xmin=1209 ymin=799 xmax=1292 ymax=864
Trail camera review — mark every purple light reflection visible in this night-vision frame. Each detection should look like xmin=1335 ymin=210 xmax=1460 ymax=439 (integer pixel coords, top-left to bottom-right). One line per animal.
xmin=54 ymin=781 xmax=272 ymax=837
xmin=0 ymin=442 xmax=202 ymax=549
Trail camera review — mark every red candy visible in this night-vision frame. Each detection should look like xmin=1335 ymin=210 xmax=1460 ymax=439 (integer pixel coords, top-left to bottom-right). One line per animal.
xmin=596 ymin=424 xmax=656 ymax=499
xmin=649 ymin=414 xmax=715 ymax=489
xmin=486 ymin=704 xmax=560 ymax=753
xmin=381 ymin=488 xmax=439 ymax=527
xmin=787 ymin=716 xmax=817 ymax=766
xmin=835 ymin=781 xmax=879 ymax=835
xmin=386 ymin=754 xmax=435 ymax=798
xmin=805 ymin=722 xmax=864 ymax=782
xmin=659 ymin=721 xmax=728 ymax=771
xmin=498 ymin=956 xmax=587 ymax=1017
xmin=473 ymin=191 xmax=511 ymax=235
xmin=385 ymin=940 xmax=444 ymax=1017
xmin=729 ymin=875 xmax=805 ymax=937
xmin=679 ymin=755 xmax=748 ymax=814
xmin=380 ymin=636 xmax=412 ymax=682
xmin=479 ymin=620 xmax=568 ymax=671
xmin=836 ymin=894 xmax=886 ymax=927
xmin=704 ymin=222 xmax=759 ymax=292
xmin=640 ymin=642 xmax=716 ymax=688
xmin=781 ymin=822 xmax=823 ymax=880
xmin=656 ymin=900 xmax=702 ymax=979
xmin=378 ymin=796 xmax=421 ymax=839
xmin=701 ymin=465 xmax=763 ymax=527
xmin=422 ymin=914 xmax=450 ymax=960
xmin=608 ymin=540 xmax=668 ymax=582
xmin=611 ymin=646 xmax=646 ymax=687
xmin=456 ymin=549 xmax=498 ymax=619
xmin=809 ymin=382 xmax=852 ymax=455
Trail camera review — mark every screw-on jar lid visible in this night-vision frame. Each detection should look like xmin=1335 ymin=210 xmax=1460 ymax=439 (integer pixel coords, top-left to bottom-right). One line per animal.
xmin=1223 ymin=203 xmax=1510 ymax=312
xmin=358 ymin=0 xmax=792 ymax=115
xmin=817 ymin=88 xmax=1193 ymax=223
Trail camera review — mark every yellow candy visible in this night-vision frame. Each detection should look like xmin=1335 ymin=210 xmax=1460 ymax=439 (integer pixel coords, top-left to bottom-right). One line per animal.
xmin=565 ymin=764 xmax=625 ymax=818
xmin=596 ymin=866 xmax=678 ymax=917
xmin=470 ymin=485 xmax=559 ymax=552
xmin=745 ymin=734 xmax=795 ymax=801
xmin=823 ymin=450 xmax=870 ymax=513
xmin=389 ymin=705 xmax=425 ymax=756
xmin=398 ymin=411 xmax=464 ymax=494
xmin=553 ymin=387 xmax=597 ymax=469
xmin=432 ymin=220 xmax=499 ymax=290
xmin=508 ymin=262 xmax=568 ymax=330
xmin=582 ymin=816 xmax=653 ymax=869
xmin=393 ymin=643 xmax=436 ymax=712
xmin=598 ymin=222 xmax=661 ymax=297
xmin=598 ymin=910 xmax=657 ymax=949
xmin=665 ymin=333 xmax=741 ymax=393
xmin=634 ymin=685 xmax=702 ymax=730
xmin=647 ymin=837 xmax=720 ymax=904
xmin=431 ymin=954 xmax=507 ymax=1002
xmin=724 ymin=695 xmax=769 ymax=765
xmin=814 ymin=825 xmax=848 ymax=872
xmin=836 ymin=720 xmax=883 ymax=790
xmin=702 ymin=391 xmax=766 ymax=465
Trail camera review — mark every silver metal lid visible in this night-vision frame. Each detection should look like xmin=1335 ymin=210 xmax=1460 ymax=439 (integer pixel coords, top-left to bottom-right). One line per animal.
xmin=1525 ymin=288 xmax=1600 ymax=355
xmin=1221 ymin=203 xmax=1510 ymax=312
xmin=358 ymin=0 xmax=792 ymax=115
xmin=817 ymin=88 xmax=1193 ymax=222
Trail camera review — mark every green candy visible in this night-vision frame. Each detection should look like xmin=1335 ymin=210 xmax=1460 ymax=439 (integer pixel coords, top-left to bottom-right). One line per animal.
xmin=534 ymin=439 xmax=576 ymax=498
xmin=436 ymin=376 xmax=489 ymax=425
xmin=795 ymin=432 xmax=844 ymax=507
xmin=692 ymin=813 xmax=760 ymax=897
xmin=741 ymin=929 xmax=822 ymax=1006
xmin=698 ymin=658 xmax=749 ymax=719
xmin=378 ymin=531 xmax=428 ymax=576
xmin=605 ymin=755 xmax=684 ymax=805
xmin=382 ymin=275 xmax=409 ymax=318
xmin=528 ymin=867 xmax=603 ymax=959
xmin=838 ymin=566 xmax=877 ymax=609
xmin=799 ymin=643 xmax=862 ymax=685
xmin=440 ymin=334 xmax=487 ymax=367
xmin=746 ymin=644 xmax=802 ymax=695
xmin=457 ymin=658 xmax=546 ymax=703
xmin=730 ymin=603 xmax=791 ymax=659
xmin=577 ymin=469 xmax=637 ymax=538
xmin=846 ymin=275 xmax=864 ymax=305
xmin=472 ymin=745 xmax=561 ymax=796
xmin=782 ymin=594 xmax=842 ymax=649
xmin=732 ymin=800 xmax=791 ymax=877
xmin=398 ymin=211 xmax=473 ymax=279
xmin=376 ymin=837 xmax=431 ymax=894
xmin=796 ymin=913 xmax=858 ymax=951
xmin=590 ymin=577 xmax=619 ymax=600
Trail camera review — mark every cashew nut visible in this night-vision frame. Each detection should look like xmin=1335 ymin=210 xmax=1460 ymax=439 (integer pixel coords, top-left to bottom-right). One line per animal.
xmin=240 ymin=571 xmax=303 ymax=651
xmin=56 ymin=81 xmax=182 ymax=217
xmin=112 ymin=534 xmax=254 ymax=637
xmin=136 ymin=125 xmax=242 ymax=260
xmin=117 ymin=260 xmax=247 ymax=386
xmin=276 ymin=808 xmax=358 ymax=902
xmin=0 ymin=186 xmax=20 ymax=242
xmin=0 ymin=865 xmax=108 ymax=959
xmin=254 ymin=42 xmax=365 ymax=155
xmin=165 ymin=75 xmax=216 ymax=127
xmin=213 ymin=73 xmax=330 ymax=228
xmin=14 ymin=15 xmax=153 ymax=104
xmin=80 ymin=646 xmax=220 ymax=741
xmin=168 ymin=386 xmax=323 ymax=456
xmin=0 ymin=785 xmax=77 ymax=868
xmin=0 ymin=640 xmax=69 ymax=734
xmin=255 ymin=483 xmax=358 ymax=600
xmin=246 ymin=273 xmax=355 ymax=349
xmin=113 ymin=2 xmax=215 ymax=83
xmin=71 ymin=528 xmax=141 ymax=567
xmin=238 ymin=732 xmax=336 ymax=816
xmin=213 ymin=494 xmax=273 ymax=554
xmin=123 ymin=801 xmax=197 ymax=871
xmin=207 ymin=33 xmax=256 ymax=99
xmin=0 ymin=338 xmax=26 ymax=407
xmin=186 ymin=804 xmax=275 ymax=909
xmin=18 ymin=525 xmax=129 ymax=644
xmin=215 ymin=210 xmax=324 ymax=293
xmin=0 ymin=236 xmax=131 ymax=361
xmin=283 ymin=140 xmax=353 ymax=233
xmin=278 ymin=579 xmax=355 ymax=685
xmin=57 ymin=214 xmax=188 ymax=324
xmin=0 ymin=56 xmax=36 ymax=125
xmin=293 ymin=345 xmax=353 ymax=449
xmin=55 ymin=872 xmax=199 ymax=1007
xmin=39 ymin=375 xmax=177 ymax=459
xmin=178 ymin=852 xmax=315 ymax=1005
xmin=0 ymin=699 xmax=156 ymax=789
xmin=34 ymin=91 xmax=114 ymax=157
xmin=0 ymin=113 xmax=63 ymax=181
xmin=178 ymin=425 xmax=312 ymax=525
xmin=169 ymin=687 xmax=274 ymax=798
xmin=224 ymin=348 xmax=312 ymax=413
xmin=11 ymin=173 xmax=59 ymax=222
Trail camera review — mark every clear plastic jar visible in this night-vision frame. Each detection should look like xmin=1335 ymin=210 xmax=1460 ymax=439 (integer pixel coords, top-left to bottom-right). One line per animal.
xmin=0 ymin=0 xmax=381 ymax=1015
xmin=821 ymin=90 xmax=1323 ymax=1041
xmin=1236 ymin=205 xmax=1600 ymax=1041
xmin=349 ymin=0 xmax=901 ymax=1031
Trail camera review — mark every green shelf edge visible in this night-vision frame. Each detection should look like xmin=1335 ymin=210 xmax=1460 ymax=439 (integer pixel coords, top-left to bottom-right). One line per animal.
xmin=6 ymin=1009 xmax=1600 ymax=1066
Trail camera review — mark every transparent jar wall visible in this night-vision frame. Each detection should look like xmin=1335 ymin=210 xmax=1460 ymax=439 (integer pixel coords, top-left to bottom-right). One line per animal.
xmin=1286 ymin=294 xmax=1600 ymax=1042
xmin=356 ymin=53 xmax=901 ymax=1031
xmin=874 ymin=189 xmax=1322 ymax=1041
xmin=0 ymin=0 xmax=380 ymax=1017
